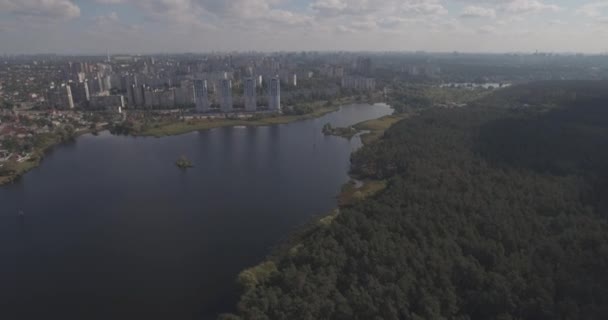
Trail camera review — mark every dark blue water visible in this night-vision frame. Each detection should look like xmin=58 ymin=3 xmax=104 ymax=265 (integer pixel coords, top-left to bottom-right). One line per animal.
xmin=0 ymin=104 xmax=392 ymax=320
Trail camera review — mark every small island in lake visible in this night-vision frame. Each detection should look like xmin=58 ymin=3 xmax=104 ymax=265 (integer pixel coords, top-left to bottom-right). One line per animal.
xmin=322 ymin=123 xmax=358 ymax=139
xmin=175 ymin=156 xmax=193 ymax=169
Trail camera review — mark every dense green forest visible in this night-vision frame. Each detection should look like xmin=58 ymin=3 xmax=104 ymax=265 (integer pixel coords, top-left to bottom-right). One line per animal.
xmin=222 ymin=81 xmax=608 ymax=320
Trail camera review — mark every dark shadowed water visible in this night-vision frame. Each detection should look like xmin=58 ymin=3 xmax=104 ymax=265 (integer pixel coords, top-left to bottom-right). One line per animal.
xmin=0 ymin=104 xmax=392 ymax=320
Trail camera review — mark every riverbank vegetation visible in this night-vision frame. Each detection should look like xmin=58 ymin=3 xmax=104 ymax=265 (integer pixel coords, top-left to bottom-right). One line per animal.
xmin=337 ymin=179 xmax=387 ymax=207
xmin=321 ymin=83 xmax=480 ymax=143
xmin=0 ymin=127 xmax=80 ymax=185
xmin=134 ymin=105 xmax=341 ymax=137
xmin=113 ymin=97 xmax=362 ymax=138
xmin=222 ymin=81 xmax=608 ymax=320
xmin=353 ymin=114 xmax=409 ymax=145
xmin=322 ymin=123 xmax=358 ymax=139
xmin=322 ymin=113 xmax=409 ymax=142
xmin=175 ymin=156 xmax=193 ymax=169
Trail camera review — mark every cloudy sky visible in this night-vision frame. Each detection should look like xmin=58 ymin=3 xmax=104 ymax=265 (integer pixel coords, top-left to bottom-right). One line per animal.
xmin=0 ymin=0 xmax=607 ymax=54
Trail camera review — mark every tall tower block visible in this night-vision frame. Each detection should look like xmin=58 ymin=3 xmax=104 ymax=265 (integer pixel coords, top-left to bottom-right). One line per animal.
xmin=244 ymin=77 xmax=256 ymax=112
xmin=269 ymin=77 xmax=281 ymax=112
xmin=65 ymin=85 xmax=75 ymax=109
xmin=220 ymin=79 xmax=233 ymax=113
xmin=193 ymin=80 xmax=209 ymax=112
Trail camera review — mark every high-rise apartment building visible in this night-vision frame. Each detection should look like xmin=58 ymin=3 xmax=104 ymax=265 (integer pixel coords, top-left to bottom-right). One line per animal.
xmin=269 ymin=77 xmax=280 ymax=112
xmin=220 ymin=79 xmax=233 ymax=112
xmin=244 ymin=77 xmax=256 ymax=112
xmin=193 ymin=80 xmax=209 ymax=112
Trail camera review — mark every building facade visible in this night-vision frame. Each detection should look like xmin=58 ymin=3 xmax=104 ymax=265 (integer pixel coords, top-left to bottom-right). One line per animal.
xmin=244 ymin=77 xmax=256 ymax=112
xmin=341 ymin=76 xmax=376 ymax=91
xmin=269 ymin=77 xmax=281 ymax=111
xmin=193 ymin=79 xmax=209 ymax=112
xmin=220 ymin=79 xmax=233 ymax=112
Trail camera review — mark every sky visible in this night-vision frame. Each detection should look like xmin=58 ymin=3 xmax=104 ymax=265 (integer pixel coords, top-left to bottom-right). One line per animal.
xmin=0 ymin=0 xmax=607 ymax=54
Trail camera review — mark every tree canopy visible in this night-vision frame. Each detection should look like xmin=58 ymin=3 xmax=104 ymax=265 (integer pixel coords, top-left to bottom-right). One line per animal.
xmin=222 ymin=82 xmax=608 ymax=320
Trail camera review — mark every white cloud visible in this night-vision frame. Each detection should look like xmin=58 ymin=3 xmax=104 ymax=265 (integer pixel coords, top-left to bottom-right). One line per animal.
xmin=401 ymin=0 xmax=447 ymax=16
xmin=311 ymin=0 xmax=447 ymax=17
xmin=0 ymin=0 xmax=80 ymax=20
xmin=456 ymin=0 xmax=561 ymax=15
xmin=576 ymin=2 xmax=608 ymax=18
xmin=95 ymin=0 xmax=125 ymax=4
xmin=94 ymin=11 xmax=119 ymax=26
xmin=501 ymin=0 xmax=561 ymax=14
xmin=311 ymin=0 xmax=375 ymax=16
xmin=460 ymin=6 xmax=496 ymax=18
xmin=308 ymin=0 xmax=448 ymax=34
xmin=1 ymin=0 xmax=605 ymax=53
xmin=477 ymin=25 xmax=497 ymax=34
xmin=94 ymin=0 xmax=311 ymax=31
xmin=548 ymin=19 xmax=566 ymax=25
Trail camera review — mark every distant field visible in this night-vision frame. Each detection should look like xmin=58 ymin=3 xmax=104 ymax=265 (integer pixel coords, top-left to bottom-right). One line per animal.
xmin=138 ymin=105 xmax=343 ymax=137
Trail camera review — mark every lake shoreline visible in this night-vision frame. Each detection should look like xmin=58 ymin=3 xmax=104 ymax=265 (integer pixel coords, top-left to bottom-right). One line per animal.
xmin=0 ymin=129 xmax=94 ymax=186
xmin=3 ymin=103 xmax=395 ymax=319
xmin=0 ymin=98 xmax=377 ymax=187
xmin=322 ymin=113 xmax=410 ymax=143
xmin=223 ymin=110 xmax=409 ymax=318
xmin=130 ymin=96 xmax=371 ymax=137
xmin=135 ymin=105 xmax=341 ymax=137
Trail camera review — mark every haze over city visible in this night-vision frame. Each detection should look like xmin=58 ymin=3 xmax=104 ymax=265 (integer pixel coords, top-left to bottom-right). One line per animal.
xmin=1 ymin=0 xmax=608 ymax=54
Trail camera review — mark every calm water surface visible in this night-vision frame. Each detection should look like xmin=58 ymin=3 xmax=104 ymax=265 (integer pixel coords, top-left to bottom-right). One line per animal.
xmin=0 ymin=103 xmax=392 ymax=320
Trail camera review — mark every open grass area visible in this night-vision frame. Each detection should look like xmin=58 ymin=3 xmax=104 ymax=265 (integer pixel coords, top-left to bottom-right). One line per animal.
xmin=318 ymin=209 xmax=340 ymax=227
xmin=354 ymin=113 xmax=409 ymax=145
xmin=136 ymin=96 xmax=364 ymax=137
xmin=137 ymin=105 xmax=341 ymax=137
xmin=0 ymin=175 xmax=11 ymax=185
xmin=0 ymin=132 xmax=75 ymax=186
xmin=139 ymin=119 xmax=249 ymax=137
xmin=0 ymin=157 xmax=42 ymax=186
xmin=338 ymin=179 xmax=388 ymax=207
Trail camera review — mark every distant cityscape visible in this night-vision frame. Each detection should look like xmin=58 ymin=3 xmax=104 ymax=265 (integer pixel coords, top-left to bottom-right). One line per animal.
xmin=0 ymin=52 xmax=391 ymax=170
xmin=2 ymin=54 xmax=384 ymax=114
xmin=2 ymin=51 xmax=608 ymax=172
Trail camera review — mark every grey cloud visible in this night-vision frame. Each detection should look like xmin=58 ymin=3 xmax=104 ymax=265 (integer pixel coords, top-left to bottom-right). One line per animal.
xmin=460 ymin=6 xmax=496 ymax=18
xmin=400 ymin=0 xmax=447 ymax=16
xmin=576 ymin=2 xmax=608 ymax=18
xmin=0 ymin=0 xmax=80 ymax=20
xmin=311 ymin=0 xmax=447 ymax=17
xmin=455 ymin=0 xmax=561 ymax=15
xmin=501 ymin=0 xmax=560 ymax=14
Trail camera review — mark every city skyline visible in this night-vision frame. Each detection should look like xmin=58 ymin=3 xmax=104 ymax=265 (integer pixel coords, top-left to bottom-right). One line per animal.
xmin=1 ymin=1 xmax=608 ymax=54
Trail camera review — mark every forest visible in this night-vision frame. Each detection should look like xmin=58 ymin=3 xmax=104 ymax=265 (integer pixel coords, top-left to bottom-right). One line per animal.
xmin=221 ymin=81 xmax=608 ymax=320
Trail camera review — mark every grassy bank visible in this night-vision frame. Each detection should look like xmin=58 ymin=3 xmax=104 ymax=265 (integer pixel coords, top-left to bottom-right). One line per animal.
xmin=338 ymin=179 xmax=387 ymax=207
xmin=0 ymin=98 xmax=365 ymax=186
xmin=0 ymin=131 xmax=86 ymax=186
xmin=354 ymin=113 xmax=410 ymax=145
xmin=321 ymin=113 xmax=410 ymax=143
xmin=138 ymin=105 xmax=340 ymax=137
xmin=136 ymin=97 xmax=368 ymax=137
xmin=223 ymin=112 xmax=410 ymax=319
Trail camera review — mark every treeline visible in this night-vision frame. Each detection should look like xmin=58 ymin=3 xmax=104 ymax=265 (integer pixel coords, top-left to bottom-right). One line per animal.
xmin=388 ymin=84 xmax=490 ymax=113
xmin=221 ymin=86 xmax=608 ymax=319
xmin=473 ymin=80 xmax=608 ymax=109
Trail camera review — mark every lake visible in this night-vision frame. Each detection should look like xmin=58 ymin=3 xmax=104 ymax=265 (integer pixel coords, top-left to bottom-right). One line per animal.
xmin=0 ymin=103 xmax=393 ymax=320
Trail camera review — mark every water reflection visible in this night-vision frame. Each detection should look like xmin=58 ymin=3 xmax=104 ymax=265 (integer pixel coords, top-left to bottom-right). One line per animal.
xmin=0 ymin=103 xmax=393 ymax=320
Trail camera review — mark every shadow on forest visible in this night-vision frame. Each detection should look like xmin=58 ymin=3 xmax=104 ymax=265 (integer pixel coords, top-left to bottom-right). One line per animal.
xmin=475 ymin=103 xmax=608 ymax=213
